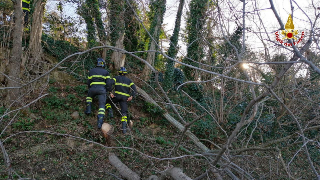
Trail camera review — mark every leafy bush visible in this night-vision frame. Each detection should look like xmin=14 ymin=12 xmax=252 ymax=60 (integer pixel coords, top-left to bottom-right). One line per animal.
xmin=12 ymin=118 xmax=35 ymax=131
xmin=74 ymin=85 xmax=87 ymax=95
xmin=43 ymin=95 xmax=67 ymax=109
xmin=49 ymin=86 xmax=59 ymax=93
xmin=144 ymin=102 xmax=164 ymax=116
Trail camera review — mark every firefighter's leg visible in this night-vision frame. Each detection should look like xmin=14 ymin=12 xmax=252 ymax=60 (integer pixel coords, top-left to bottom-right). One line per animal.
xmin=119 ymin=101 xmax=128 ymax=134
xmin=85 ymin=90 xmax=93 ymax=115
xmin=105 ymin=97 xmax=113 ymax=118
xmin=97 ymin=89 xmax=107 ymax=129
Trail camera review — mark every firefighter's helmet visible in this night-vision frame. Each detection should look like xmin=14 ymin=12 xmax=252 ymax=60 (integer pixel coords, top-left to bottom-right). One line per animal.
xmin=119 ymin=67 xmax=127 ymax=74
xmin=97 ymin=58 xmax=105 ymax=68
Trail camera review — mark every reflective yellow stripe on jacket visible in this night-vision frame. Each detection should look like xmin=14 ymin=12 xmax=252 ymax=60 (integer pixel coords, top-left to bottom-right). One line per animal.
xmin=90 ymin=82 xmax=106 ymax=86
xmin=115 ymin=82 xmax=135 ymax=87
xmin=115 ymin=91 xmax=130 ymax=97
xmin=22 ymin=7 xmax=30 ymax=12
xmin=115 ymin=83 xmax=131 ymax=87
xmin=22 ymin=0 xmax=30 ymax=12
xmin=88 ymin=75 xmax=110 ymax=79
xmin=22 ymin=0 xmax=30 ymax=4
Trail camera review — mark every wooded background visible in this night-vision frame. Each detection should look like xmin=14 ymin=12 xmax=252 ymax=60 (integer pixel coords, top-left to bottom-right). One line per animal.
xmin=1 ymin=0 xmax=320 ymax=179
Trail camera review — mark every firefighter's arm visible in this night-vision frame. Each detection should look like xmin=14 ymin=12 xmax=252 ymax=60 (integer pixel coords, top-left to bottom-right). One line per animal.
xmin=129 ymin=81 xmax=137 ymax=98
xmin=105 ymin=72 xmax=113 ymax=92
xmin=87 ymin=71 xmax=92 ymax=89
xmin=108 ymin=78 xmax=116 ymax=98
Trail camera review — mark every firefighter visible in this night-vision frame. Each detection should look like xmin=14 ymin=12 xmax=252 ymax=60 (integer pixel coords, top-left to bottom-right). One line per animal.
xmin=106 ymin=67 xmax=136 ymax=134
xmin=22 ymin=0 xmax=30 ymax=26
xmin=85 ymin=58 xmax=112 ymax=129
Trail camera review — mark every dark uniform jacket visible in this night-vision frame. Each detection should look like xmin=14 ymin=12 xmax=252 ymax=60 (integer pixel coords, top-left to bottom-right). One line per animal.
xmin=22 ymin=0 xmax=30 ymax=26
xmin=87 ymin=67 xmax=111 ymax=91
xmin=111 ymin=75 xmax=136 ymax=98
xmin=22 ymin=0 xmax=30 ymax=12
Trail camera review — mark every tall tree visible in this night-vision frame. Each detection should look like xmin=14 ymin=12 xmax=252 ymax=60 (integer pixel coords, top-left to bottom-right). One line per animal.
xmin=90 ymin=0 xmax=107 ymax=59
xmin=181 ymin=0 xmax=209 ymax=101
xmin=124 ymin=0 xmax=140 ymax=53
xmin=142 ymin=0 xmax=166 ymax=81
xmin=109 ymin=0 xmax=125 ymax=72
xmin=6 ymin=0 xmax=24 ymax=103
xmin=79 ymin=0 xmax=106 ymax=66
xmin=26 ymin=0 xmax=46 ymax=66
xmin=163 ymin=0 xmax=185 ymax=91
xmin=183 ymin=0 xmax=209 ymax=81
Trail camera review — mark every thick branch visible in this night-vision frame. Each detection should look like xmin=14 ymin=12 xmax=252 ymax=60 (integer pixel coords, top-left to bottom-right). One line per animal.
xmin=109 ymin=153 xmax=140 ymax=180
xmin=166 ymin=167 xmax=192 ymax=180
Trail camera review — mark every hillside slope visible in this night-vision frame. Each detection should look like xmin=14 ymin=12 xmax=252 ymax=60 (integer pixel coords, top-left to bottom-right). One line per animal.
xmin=0 ymin=68 xmax=208 ymax=179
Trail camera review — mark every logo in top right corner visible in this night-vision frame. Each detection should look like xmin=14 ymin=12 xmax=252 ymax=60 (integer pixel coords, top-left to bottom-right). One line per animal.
xmin=275 ymin=14 xmax=304 ymax=46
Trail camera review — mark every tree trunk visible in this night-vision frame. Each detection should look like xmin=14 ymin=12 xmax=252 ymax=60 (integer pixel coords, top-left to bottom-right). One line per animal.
xmin=111 ymin=32 xmax=126 ymax=70
xmin=183 ymin=0 xmax=209 ymax=81
xmin=142 ymin=35 xmax=157 ymax=80
xmin=164 ymin=0 xmax=185 ymax=90
xmin=6 ymin=0 xmax=23 ymax=104
xmin=91 ymin=0 xmax=107 ymax=59
xmin=108 ymin=153 xmax=141 ymax=180
xmin=26 ymin=0 xmax=45 ymax=67
xmin=167 ymin=167 xmax=192 ymax=180
xmin=110 ymin=0 xmax=125 ymax=71
xmin=142 ymin=0 xmax=166 ymax=81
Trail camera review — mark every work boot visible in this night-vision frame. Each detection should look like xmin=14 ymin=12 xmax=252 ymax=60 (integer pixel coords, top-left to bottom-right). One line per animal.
xmin=121 ymin=116 xmax=127 ymax=134
xmin=107 ymin=108 xmax=113 ymax=118
xmin=85 ymin=102 xmax=92 ymax=115
xmin=122 ymin=121 xmax=127 ymax=134
xmin=97 ymin=114 xmax=104 ymax=129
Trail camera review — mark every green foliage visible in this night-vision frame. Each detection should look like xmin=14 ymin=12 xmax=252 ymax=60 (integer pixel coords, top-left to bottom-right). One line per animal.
xmin=155 ymin=136 xmax=174 ymax=146
xmin=124 ymin=0 xmax=140 ymax=52
xmin=183 ymin=0 xmax=209 ymax=81
xmin=74 ymin=85 xmax=87 ymax=94
xmin=0 ymin=106 xmax=6 ymax=115
xmin=42 ymin=34 xmax=79 ymax=61
xmin=145 ymin=0 xmax=166 ymax=72
xmin=144 ymin=102 xmax=164 ymax=116
xmin=123 ymin=0 xmax=147 ymax=70
xmin=49 ymin=78 xmax=57 ymax=84
xmin=164 ymin=0 xmax=185 ymax=90
xmin=259 ymin=72 xmax=272 ymax=84
xmin=109 ymin=0 xmax=125 ymax=46
xmin=49 ymin=86 xmax=59 ymax=93
xmin=90 ymin=0 xmax=106 ymax=43
xmin=190 ymin=116 xmax=217 ymax=140
xmin=77 ymin=0 xmax=104 ymax=65
xmin=0 ymin=0 xmax=13 ymax=13
xmin=43 ymin=95 xmax=68 ymax=110
xmin=172 ymin=68 xmax=184 ymax=90
xmin=41 ymin=109 xmax=70 ymax=123
xmin=218 ymin=26 xmax=243 ymax=59
xmin=12 ymin=118 xmax=35 ymax=131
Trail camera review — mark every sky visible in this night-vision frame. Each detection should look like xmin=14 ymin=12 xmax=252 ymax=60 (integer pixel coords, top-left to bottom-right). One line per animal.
xmin=45 ymin=0 xmax=318 ymax=57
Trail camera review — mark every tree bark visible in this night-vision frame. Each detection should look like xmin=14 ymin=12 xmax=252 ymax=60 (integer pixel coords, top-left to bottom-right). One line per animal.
xmin=164 ymin=0 xmax=185 ymax=90
xmin=110 ymin=0 xmax=125 ymax=71
xmin=142 ymin=0 xmax=166 ymax=81
xmin=166 ymin=167 xmax=192 ymax=180
xmin=6 ymin=0 xmax=23 ymax=104
xmin=27 ymin=0 xmax=45 ymax=66
xmin=108 ymin=153 xmax=141 ymax=180
xmin=111 ymin=32 xmax=126 ymax=70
